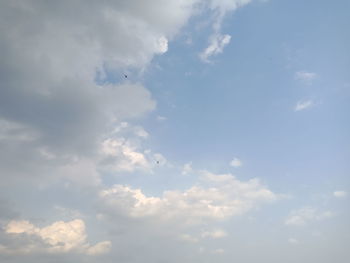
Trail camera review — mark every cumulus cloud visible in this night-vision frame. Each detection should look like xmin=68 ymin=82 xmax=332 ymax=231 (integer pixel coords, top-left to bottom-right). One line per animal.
xmin=0 ymin=0 xmax=257 ymax=187
xmin=99 ymin=131 xmax=168 ymax=173
xmin=285 ymin=207 xmax=334 ymax=226
xmin=100 ymin=138 xmax=151 ymax=172
xmin=0 ymin=1 xmax=278 ymax=262
xmin=294 ymin=100 xmax=314 ymax=111
xmin=1 ymin=219 xmax=111 ymax=255
xmin=98 ymin=171 xmax=277 ymax=225
xmin=0 ymin=0 xmax=207 ymax=183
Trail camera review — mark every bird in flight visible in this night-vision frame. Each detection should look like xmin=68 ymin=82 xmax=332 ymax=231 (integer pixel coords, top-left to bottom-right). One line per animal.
xmin=124 ymin=74 xmax=128 ymax=78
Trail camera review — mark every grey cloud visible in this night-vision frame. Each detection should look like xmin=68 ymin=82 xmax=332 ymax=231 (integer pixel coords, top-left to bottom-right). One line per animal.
xmin=0 ymin=199 xmax=19 ymax=221
xmin=0 ymin=1 xmax=270 ymax=263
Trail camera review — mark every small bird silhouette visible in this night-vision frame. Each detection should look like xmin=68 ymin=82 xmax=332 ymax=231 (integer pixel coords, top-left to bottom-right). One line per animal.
xmin=124 ymin=74 xmax=128 ymax=78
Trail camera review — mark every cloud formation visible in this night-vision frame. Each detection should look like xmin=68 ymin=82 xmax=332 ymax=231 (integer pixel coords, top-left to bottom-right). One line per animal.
xmin=200 ymin=0 xmax=252 ymax=61
xmin=2 ymin=219 xmax=111 ymax=255
xmin=99 ymin=171 xmax=277 ymax=225
xmin=200 ymin=34 xmax=231 ymax=62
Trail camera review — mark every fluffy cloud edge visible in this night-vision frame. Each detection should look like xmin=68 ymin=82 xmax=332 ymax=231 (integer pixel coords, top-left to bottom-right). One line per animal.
xmin=2 ymin=219 xmax=111 ymax=256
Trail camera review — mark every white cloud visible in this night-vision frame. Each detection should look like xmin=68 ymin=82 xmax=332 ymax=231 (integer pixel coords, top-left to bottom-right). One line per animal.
xmin=100 ymin=138 xmax=151 ymax=173
xmin=0 ymin=0 xmax=205 ymax=184
xmin=99 ymin=135 xmax=169 ymax=173
xmin=3 ymin=219 xmax=111 ymax=255
xmin=157 ymin=115 xmax=168 ymax=121
xmin=133 ymin=126 xmax=149 ymax=138
xmin=333 ymin=191 xmax=347 ymax=198
xmin=200 ymin=0 xmax=252 ymax=61
xmin=230 ymin=157 xmax=242 ymax=168
xmin=285 ymin=207 xmax=334 ymax=226
xmin=201 ymin=229 xmax=227 ymax=239
xmin=86 ymin=241 xmax=112 ymax=256
xmin=200 ymin=34 xmax=231 ymax=62
xmin=182 ymin=162 xmax=193 ymax=175
xmin=0 ymin=0 xmax=257 ymax=189
xmin=295 ymin=71 xmax=317 ymax=83
xmin=99 ymin=171 xmax=277 ymax=225
xmin=294 ymin=100 xmax=314 ymax=111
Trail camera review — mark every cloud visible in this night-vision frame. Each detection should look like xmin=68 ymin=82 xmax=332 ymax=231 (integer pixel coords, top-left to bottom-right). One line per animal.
xmin=98 ymin=171 xmax=277 ymax=225
xmin=99 ymin=129 xmax=168 ymax=173
xmin=157 ymin=116 xmax=167 ymax=121
xmin=285 ymin=207 xmax=334 ymax=226
xmin=200 ymin=34 xmax=231 ymax=62
xmin=0 ymin=0 xmax=206 ymax=184
xmin=0 ymin=199 xmax=19 ymax=221
xmin=295 ymin=71 xmax=317 ymax=83
xmin=199 ymin=0 xmax=252 ymax=61
xmin=333 ymin=191 xmax=347 ymax=198
xmin=100 ymin=138 xmax=151 ymax=172
xmin=0 ymin=0 xmax=258 ymax=188
xmin=230 ymin=157 xmax=242 ymax=168
xmin=288 ymin=238 xmax=299 ymax=245
xmin=201 ymin=229 xmax=227 ymax=239
xmin=182 ymin=162 xmax=193 ymax=175
xmin=294 ymin=100 xmax=314 ymax=111
xmin=2 ymin=219 xmax=111 ymax=255
xmin=179 ymin=234 xmax=199 ymax=243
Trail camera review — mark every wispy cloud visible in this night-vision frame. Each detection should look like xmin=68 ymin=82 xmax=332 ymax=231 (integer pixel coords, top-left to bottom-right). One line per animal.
xmin=200 ymin=34 xmax=231 ymax=62
xmin=285 ymin=207 xmax=334 ymax=226
xmin=157 ymin=115 xmax=167 ymax=121
xmin=294 ymin=100 xmax=314 ymax=111
xmin=295 ymin=71 xmax=317 ymax=84
xmin=199 ymin=0 xmax=253 ymax=62
xmin=182 ymin=162 xmax=193 ymax=175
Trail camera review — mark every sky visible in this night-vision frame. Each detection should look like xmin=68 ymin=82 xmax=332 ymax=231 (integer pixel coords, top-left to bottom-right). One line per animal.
xmin=0 ymin=0 xmax=349 ymax=262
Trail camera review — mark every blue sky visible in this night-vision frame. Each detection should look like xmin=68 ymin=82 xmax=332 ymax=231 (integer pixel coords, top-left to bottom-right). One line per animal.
xmin=0 ymin=1 xmax=349 ymax=262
